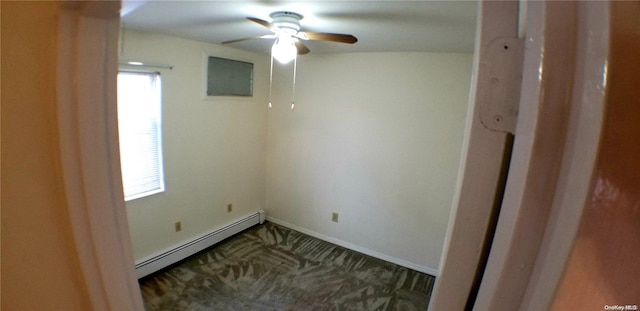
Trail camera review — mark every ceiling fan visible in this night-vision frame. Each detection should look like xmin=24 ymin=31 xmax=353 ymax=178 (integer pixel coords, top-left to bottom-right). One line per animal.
xmin=222 ymin=11 xmax=358 ymax=64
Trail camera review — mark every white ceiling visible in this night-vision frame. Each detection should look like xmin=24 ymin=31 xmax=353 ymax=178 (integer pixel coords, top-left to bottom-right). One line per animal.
xmin=121 ymin=1 xmax=478 ymax=55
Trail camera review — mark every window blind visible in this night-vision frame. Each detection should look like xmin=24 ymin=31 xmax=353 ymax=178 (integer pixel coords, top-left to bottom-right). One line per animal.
xmin=117 ymin=71 xmax=165 ymax=201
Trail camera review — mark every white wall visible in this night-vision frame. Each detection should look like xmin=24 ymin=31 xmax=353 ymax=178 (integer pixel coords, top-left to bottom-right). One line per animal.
xmin=121 ymin=30 xmax=472 ymax=273
xmin=265 ymin=53 xmax=472 ymax=273
xmin=121 ymin=30 xmax=269 ymax=261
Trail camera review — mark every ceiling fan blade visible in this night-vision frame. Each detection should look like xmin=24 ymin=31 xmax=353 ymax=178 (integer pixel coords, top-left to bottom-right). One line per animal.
xmin=247 ymin=17 xmax=275 ymax=32
xmin=299 ymin=32 xmax=358 ymax=44
xmin=222 ymin=34 xmax=276 ymax=45
xmin=295 ymin=41 xmax=310 ymax=55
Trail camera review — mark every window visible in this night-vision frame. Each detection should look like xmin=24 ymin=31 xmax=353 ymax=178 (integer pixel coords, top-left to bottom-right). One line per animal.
xmin=117 ymin=71 xmax=165 ymax=201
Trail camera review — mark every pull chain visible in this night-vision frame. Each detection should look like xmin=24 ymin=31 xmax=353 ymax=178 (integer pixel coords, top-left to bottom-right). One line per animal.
xmin=268 ymin=54 xmax=274 ymax=109
xmin=269 ymin=53 xmax=298 ymax=110
xmin=291 ymin=56 xmax=297 ymax=110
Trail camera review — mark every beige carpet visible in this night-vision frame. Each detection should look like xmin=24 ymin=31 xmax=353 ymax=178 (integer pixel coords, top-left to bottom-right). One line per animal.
xmin=139 ymin=221 xmax=435 ymax=310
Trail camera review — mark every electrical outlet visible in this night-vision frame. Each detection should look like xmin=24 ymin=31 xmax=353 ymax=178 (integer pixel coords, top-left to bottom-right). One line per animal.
xmin=332 ymin=212 xmax=339 ymax=223
xmin=227 ymin=203 xmax=233 ymax=213
xmin=175 ymin=221 xmax=182 ymax=232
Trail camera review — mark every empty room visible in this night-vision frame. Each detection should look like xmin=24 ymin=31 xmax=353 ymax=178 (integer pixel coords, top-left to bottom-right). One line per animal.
xmin=5 ymin=0 xmax=639 ymax=310
xmin=118 ymin=1 xmax=473 ymax=309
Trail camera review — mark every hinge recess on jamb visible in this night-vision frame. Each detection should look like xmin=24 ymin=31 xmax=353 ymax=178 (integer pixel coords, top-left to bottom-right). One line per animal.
xmin=479 ymin=36 xmax=525 ymax=134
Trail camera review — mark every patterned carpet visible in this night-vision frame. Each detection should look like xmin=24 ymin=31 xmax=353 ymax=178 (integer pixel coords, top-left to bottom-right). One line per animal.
xmin=139 ymin=221 xmax=435 ymax=310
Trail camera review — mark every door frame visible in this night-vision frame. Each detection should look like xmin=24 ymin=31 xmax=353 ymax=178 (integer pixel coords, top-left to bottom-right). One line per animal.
xmin=474 ymin=2 xmax=609 ymax=310
xmin=429 ymin=1 xmax=521 ymax=309
xmin=56 ymin=2 xmax=144 ymax=310
xmin=430 ymin=1 xmax=609 ymax=310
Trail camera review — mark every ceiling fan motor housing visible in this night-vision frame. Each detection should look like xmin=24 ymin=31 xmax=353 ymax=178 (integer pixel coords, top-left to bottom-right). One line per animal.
xmin=270 ymin=11 xmax=302 ymax=35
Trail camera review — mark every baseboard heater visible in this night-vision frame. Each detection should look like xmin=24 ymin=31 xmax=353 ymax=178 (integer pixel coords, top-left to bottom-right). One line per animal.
xmin=135 ymin=210 xmax=266 ymax=279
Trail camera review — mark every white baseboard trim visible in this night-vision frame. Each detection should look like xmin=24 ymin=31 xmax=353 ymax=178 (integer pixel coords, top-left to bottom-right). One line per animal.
xmin=135 ymin=211 xmax=264 ymax=278
xmin=266 ymin=216 xmax=439 ymax=277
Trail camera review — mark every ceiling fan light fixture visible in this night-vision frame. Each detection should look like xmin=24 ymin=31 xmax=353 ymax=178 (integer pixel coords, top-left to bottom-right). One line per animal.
xmin=270 ymin=11 xmax=302 ymax=32
xmin=271 ymin=36 xmax=297 ymax=64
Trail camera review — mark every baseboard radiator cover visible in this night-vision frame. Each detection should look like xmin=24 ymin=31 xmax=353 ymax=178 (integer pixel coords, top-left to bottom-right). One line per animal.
xmin=135 ymin=210 xmax=265 ymax=278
